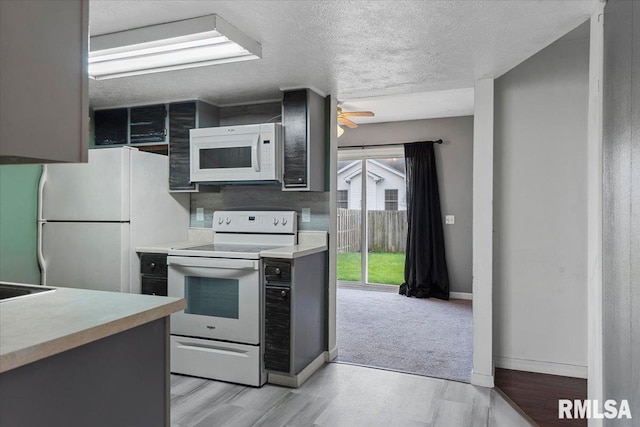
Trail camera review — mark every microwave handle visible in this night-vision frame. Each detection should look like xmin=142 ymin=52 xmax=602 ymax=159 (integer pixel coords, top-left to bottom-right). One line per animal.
xmin=252 ymin=135 xmax=260 ymax=172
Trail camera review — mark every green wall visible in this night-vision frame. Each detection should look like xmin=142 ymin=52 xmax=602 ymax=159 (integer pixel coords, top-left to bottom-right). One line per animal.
xmin=0 ymin=165 xmax=41 ymax=284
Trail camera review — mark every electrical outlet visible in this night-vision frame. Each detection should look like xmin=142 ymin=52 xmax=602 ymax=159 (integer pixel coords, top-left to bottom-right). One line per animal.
xmin=445 ymin=215 xmax=455 ymax=225
xmin=301 ymin=208 xmax=311 ymax=223
xmin=196 ymin=208 xmax=204 ymax=221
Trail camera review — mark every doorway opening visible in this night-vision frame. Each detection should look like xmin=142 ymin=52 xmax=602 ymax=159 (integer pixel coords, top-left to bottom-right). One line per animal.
xmin=334 ymin=145 xmax=473 ymax=383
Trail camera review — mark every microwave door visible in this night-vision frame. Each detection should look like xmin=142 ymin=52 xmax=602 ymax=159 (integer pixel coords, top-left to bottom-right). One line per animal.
xmin=190 ymin=134 xmax=261 ymax=182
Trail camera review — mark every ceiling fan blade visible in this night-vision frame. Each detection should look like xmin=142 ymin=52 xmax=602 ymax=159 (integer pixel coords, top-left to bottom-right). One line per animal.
xmin=341 ymin=111 xmax=374 ymax=117
xmin=338 ymin=117 xmax=358 ymax=128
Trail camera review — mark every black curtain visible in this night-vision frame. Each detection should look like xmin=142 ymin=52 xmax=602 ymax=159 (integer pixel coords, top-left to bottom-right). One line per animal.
xmin=399 ymin=141 xmax=450 ymax=300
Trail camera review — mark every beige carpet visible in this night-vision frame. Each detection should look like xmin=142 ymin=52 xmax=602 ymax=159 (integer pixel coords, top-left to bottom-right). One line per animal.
xmin=335 ymin=285 xmax=472 ymax=382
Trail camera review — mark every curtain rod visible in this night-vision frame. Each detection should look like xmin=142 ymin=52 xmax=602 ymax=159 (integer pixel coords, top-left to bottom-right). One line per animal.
xmin=338 ymin=140 xmax=443 ymax=150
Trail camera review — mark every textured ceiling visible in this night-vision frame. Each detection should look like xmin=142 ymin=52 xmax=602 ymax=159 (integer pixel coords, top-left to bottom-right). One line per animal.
xmin=89 ymin=0 xmax=597 ymax=122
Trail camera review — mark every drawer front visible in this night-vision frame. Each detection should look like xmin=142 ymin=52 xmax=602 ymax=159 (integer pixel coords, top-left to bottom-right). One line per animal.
xmin=141 ymin=276 xmax=167 ymax=296
xmin=264 ymin=286 xmax=291 ymax=373
xmin=140 ymin=253 xmax=168 ymax=277
xmin=264 ymin=260 xmax=291 ymax=283
xmin=170 ymin=335 xmax=264 ymax=386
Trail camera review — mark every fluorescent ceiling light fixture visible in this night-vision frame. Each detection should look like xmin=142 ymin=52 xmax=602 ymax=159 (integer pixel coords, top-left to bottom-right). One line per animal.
xmin=89 ymin=14 xmax=261 ymax=80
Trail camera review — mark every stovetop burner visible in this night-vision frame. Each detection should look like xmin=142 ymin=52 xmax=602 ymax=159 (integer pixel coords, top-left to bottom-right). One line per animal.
xmin=169 ymin=211 xmax=298 ymax=260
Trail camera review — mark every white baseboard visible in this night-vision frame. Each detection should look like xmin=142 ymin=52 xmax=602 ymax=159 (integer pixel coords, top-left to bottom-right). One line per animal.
xmin=494 ymin=356 xmax=588 ymax=379
xmin=471 ymin=371 xmax=495 ymax=388
xmin=450 ymin=292 xmax=472 ymax=300
xmin=267 ymin=352 xmax=326 ymax=388
xmin=326 ymin=346 xmax=338 ymax=362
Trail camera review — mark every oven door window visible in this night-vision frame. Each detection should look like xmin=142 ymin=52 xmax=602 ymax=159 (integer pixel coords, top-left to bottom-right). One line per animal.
xmin=199 ymin=147 xmax=252 ymax=169
xmin=184 ymin=276 xmax=239 ymax=319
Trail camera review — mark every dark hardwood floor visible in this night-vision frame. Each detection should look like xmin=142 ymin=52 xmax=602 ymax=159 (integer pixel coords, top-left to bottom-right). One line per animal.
xmin=495 ymin=368 xmax=587 ymax=427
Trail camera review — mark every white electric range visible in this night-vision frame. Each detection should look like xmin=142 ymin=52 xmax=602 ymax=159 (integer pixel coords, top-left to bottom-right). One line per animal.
xmin=167 ymin=210 xmax=297 ymax=387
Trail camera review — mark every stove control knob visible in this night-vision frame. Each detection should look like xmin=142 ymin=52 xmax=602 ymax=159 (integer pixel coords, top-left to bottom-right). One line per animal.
xmin=282 ymin=218 xmax=287 ymax=226
xmin=225 ymin=217 xmax=231 ymax=225
xmin=273 ymin=218 xmax=279 ymax=225
xmin=218 ymin=217 xmax=224 ymax=225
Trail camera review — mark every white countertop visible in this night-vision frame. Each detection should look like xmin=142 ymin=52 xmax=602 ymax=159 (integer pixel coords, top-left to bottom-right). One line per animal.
xmin=137 ymin=230 xmax=328 ymax=259
xmin=135 ymin=240 xmax=209 ymax=254
xmin=0 ymin=283 xmax=185 ymax=374
xmin=260 ymin=242 xmax=328 ymax=259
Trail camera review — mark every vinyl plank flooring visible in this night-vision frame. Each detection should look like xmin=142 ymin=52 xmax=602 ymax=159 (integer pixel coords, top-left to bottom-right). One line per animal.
xmin=489 ymin=389 xmax=535 ymax=427
xmin=223 ymin=384 xmax=291 ymax=411
xmin=430 ymin=399 xmax=487 ymax=427
xmin=252 ymin=392 xmax=331 ymax=427
xmin=171 ymin=363 xmax=530 ymax=427
xmin=171 ymin=380 xmax=245 ymax=427
xmin=193 ymin=404 xmax=265 ymax=427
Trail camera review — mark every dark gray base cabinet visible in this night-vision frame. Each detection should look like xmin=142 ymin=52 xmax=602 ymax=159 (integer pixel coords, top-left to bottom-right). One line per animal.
xmin=140 ymin=253 xmax=168 ymax=296
xmin=0 ymin=319 xmax=170 ymax=427
xmin=265 ymin=285 xmax=291 ymax=372
xmin=264 ymin=252 xmax=326 ymax=375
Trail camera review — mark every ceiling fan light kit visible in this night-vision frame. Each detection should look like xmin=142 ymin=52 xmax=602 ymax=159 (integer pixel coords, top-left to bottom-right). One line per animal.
xmin=88 ymin=14 xmax=261 ymax=80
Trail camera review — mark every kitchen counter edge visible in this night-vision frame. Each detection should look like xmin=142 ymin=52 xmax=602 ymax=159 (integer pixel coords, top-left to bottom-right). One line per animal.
xmin=0 ymin=285 xmax=185 ymax=374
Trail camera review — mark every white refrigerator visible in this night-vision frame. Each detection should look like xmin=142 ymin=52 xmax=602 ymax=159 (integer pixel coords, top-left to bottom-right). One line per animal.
xmin=37 ymin=147 xmax=190 ymax=293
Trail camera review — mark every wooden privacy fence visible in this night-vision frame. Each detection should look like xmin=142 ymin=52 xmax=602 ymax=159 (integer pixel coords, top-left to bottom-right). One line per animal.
xmin=337 ymin=208 xmax=361 ymax=252
xmin=337 ymin=208 xmax=407 ymax=253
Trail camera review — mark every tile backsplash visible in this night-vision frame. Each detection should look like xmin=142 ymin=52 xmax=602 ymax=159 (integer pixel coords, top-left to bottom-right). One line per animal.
xmin=190 ymin=185 xmax=330 ymax=231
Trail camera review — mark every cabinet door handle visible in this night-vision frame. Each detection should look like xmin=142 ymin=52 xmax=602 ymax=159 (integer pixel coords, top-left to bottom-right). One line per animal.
xmin=150 ymin=262 xmax=156 ymax=270
xmin=280 ymin=290 xmax=287 ymax=298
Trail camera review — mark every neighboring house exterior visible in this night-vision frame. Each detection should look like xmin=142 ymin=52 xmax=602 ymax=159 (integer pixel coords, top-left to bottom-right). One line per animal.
xmin=336 ymin=160 xmax=406 ymax=211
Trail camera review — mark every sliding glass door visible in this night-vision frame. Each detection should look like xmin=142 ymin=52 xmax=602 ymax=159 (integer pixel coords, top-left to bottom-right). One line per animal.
xmin=337 ymin=147 xmax=407 ymax=286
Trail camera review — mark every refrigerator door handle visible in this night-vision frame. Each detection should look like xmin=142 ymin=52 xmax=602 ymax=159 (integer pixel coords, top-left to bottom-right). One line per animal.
xmin=37 ymin=221 xmax=47 ymax=286
xmin=38 ymin=165 xmax=47 ymax=285
xmin=38 ymin=165 xmax=47 ymax=222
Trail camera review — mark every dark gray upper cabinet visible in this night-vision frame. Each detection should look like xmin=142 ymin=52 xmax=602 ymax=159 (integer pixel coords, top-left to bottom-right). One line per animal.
xmin=282 ymin=89 xmax=326 ymax=191
xmin=168 ymin=101 xmax=219 ymax=192
xmin=130 ymin=104 xmax=166 ymax=144
xmin=94 ymin=108 xmax=128 ymax=146
xmin=94 ymin=104 xmax=168 ymax=148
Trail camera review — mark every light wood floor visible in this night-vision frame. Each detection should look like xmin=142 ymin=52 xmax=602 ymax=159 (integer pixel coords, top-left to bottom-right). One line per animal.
xmin=171 ymin=363 xmax=532 ymax=426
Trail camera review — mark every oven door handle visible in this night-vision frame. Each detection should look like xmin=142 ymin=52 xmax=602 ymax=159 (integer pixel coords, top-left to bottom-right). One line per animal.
xmin=167 ymin=256 xmax=258 ymax=270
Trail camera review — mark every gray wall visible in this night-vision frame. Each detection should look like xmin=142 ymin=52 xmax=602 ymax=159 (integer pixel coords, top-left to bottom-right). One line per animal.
xmin=339 ymin=116 xmax=474 ymax=294
xmin=493 ymin=23 xmax=589 ymax=374
xmin=603 ymin=0 xmax=639 ymax=424
xmin=191 ymin=185 xmax=330 ymax=231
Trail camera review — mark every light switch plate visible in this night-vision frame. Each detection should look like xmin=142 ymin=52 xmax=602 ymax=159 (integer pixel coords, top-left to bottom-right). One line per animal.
xmin=196 ymin=208 xmax=204 ymax=221
xmin=301 ymin=208 xmax=311 ymax=223
xmin=445 ymin=215 xmax=455 ymax=225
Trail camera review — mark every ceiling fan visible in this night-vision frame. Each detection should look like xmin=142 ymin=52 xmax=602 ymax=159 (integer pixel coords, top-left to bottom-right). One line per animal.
xmin=337 ymin=107 xmax=374 ymax=137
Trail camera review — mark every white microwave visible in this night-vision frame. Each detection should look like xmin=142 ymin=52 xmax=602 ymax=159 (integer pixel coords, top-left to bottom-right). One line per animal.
xmin=189 ymin=123 xmax=282 ymax=183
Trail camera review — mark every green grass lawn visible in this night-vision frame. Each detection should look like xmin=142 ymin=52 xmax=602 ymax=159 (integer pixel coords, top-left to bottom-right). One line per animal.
xmin=337 ymin=252 xmax=405 ymax=285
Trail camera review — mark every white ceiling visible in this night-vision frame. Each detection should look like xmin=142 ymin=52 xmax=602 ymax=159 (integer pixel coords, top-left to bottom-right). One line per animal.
xmin=89 ymin=0 xmax=597 ymax=123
